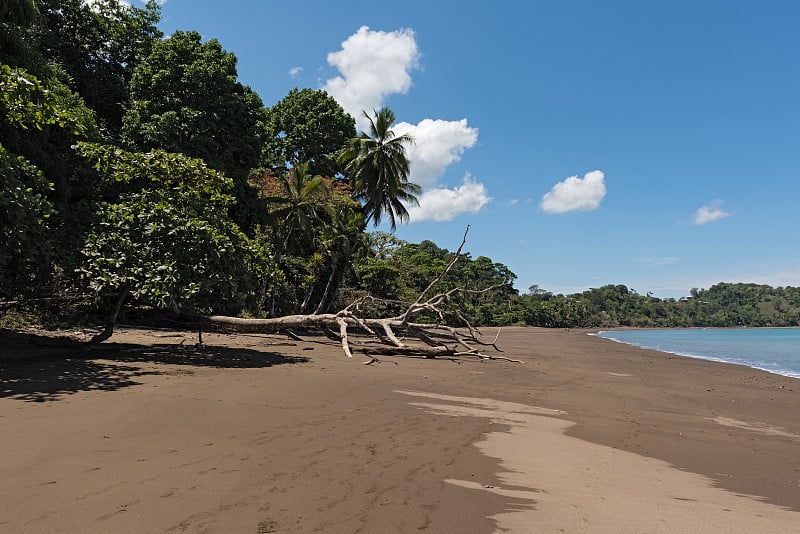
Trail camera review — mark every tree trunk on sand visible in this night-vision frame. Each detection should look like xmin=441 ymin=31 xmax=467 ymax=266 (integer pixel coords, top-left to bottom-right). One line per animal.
xmin=90 ymin=286 xmax=129 ymax=344
xmin=314 ymin=259 xmax=338 ymax=315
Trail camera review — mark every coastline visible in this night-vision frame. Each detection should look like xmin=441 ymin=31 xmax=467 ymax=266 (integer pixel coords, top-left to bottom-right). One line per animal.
xmin=1 ymin=327 xmax=798 ymax=532
xmin=594 ymin=326 xmax=800 ymax=379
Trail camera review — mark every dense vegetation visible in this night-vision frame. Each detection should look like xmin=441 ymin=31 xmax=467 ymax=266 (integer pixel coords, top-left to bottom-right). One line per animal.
xmin=2 ymin=1 xmax=798 ymax=332
xmin=515 ymin=283 xmax=800 ymax=328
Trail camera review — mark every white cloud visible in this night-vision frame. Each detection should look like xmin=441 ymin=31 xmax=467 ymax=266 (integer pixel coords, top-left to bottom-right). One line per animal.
xmin=289 ymin=66 xmax=303 ymax=77
xmin=540 ymin=170 xmax=606 ymax=214
xmin=638 ymin=256 xmax=680 ymax=267
xmin=323 ymin=26 xmax=485 ymax=221
xmin=408 ymin=176 xmax=491 ymax=222
xmin=744 ymin=268 xmax=800 ymax=288
xmin=692 ymin=201 xmax=731 ymax=225
xmin=324 ymin=26 xmax=420 ymax=127
xmin=394 ymin=119 xmax=478 ymax=188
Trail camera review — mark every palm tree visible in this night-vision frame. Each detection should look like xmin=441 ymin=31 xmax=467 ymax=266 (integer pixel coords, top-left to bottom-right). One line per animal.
xmin=338 ymin=106 xmax=421 ymax=231
xmin=264 ymin=161 xmax=329 ymax=257
xmin=313 ymin=205 xmax=369 ymax=314
xmin=262 ymin=161 xmax=329 ymax=315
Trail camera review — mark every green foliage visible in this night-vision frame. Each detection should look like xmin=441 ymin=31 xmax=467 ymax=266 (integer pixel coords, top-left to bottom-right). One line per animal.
xmin=0 ymin=65 xmax=86 ymax=133
xmin=313 ymin=205 xmax=369 ymax=313
xmin=358 ymin=261 xmax=402 ymax=300
xmin=122 ymin=30 xmax=265 ymax=180
xmin=122 ymin=30 xmax=267 ymax=229
xmin=1 ymin=0 xmax=38 ymax=24
xmin=254 ymin=162 xmax=367 ymax=315
xmin=34 ymin=0 xmax=163 ymax=132
xmin=0 ymin=62 xmax=98 ymax=212
xmin=1 ymin=0 xmax=43 ymax=76
xmin=77 ymin=142 xmax=234 ymax=202
xmin=517 ymin=292 xmax=591 ymax=328
xmin=77 ymin=143 xmax=274 ymax=314
xmin=79 ymin=190 xmax=265 ymax=313
xmin=262 ymin=88 xmax=355 ymax=177
xmin=338 ymin=107 xmax=421 ymax=230
xmin=263 ymin=161 xmax=331 ymax=256
xmin=0 ymin=65 xmax=95 ymax=304
xmin=351 ymin=237 xmax=518 ymax=325
xmin=515 ymin=283 xmax=800 ymax=328
xmin=0 ymin=145 xmax=54 ymax=297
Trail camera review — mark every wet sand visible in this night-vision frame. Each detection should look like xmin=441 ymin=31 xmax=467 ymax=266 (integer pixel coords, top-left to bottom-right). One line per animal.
xmin=1 ymin=327 xmax=798 ymax=532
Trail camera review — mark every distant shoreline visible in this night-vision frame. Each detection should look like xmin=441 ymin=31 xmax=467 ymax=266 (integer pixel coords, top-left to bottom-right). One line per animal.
xmin=593 ymin=327 xmax=800 ymax=380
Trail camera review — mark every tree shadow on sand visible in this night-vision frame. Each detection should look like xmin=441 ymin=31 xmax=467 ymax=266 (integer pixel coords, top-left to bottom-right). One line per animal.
xmin=0 ymin=330 xmax=309 ymax=403
xmin=0 ymin=357 xmax=157 ymax=403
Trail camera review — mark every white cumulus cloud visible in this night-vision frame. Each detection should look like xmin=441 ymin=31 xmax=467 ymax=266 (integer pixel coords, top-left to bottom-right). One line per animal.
xmin=692 ymin=201 xmax=731 ymax=225
xmin=323 ymin=26 xmax=419 ymax=127
xmin=540 ymin=170 xmax=606 ymax=214
xmin=288 ymin=66 xmax=303 ymax=77
xmin=408 ymin=176 xmax=491 ymax=222
xmin=323 ymin=26 xmax=486 ymax=224
xmin=638 ymin=256 xmax=680 ymax=267
xmin=394 ymin=119 xmax=478 ymax=188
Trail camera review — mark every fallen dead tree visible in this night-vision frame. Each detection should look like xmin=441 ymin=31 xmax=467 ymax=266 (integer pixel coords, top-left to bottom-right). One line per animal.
xmin=103 ymin=228 xmax=522 ymax=363
xmin=178 ymin=307 xmax=520 ymax=363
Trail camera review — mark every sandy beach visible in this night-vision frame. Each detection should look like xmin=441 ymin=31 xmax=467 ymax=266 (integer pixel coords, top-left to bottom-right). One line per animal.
xmin=1 ymin=327 xmax=798 ymax=533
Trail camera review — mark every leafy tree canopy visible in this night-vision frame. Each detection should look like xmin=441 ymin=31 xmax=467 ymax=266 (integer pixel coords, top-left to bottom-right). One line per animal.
xmin=262 ymin=88 xmax=355 ymax=177
xmin=0 ymin=145 xmax=53 ymax=298
xmin=34 ymin=0 xmax=163 ymax=133
xmin=1 ymin=0 xmax=42 ymax=75
xmin=0 ymin=64 xmax=86 ymax=133
xmin=0 ymin=65 xmax=95 ymax=299
xmin=513 ymin=282 xmax=800 ymax=328
xmin=122 ymin=30 xmax=265 ymax=181
xmin=122 ymin=30 xmax=268 ymax=229
xmin=1 ymin=0 xmax=37 ymax=25
xmin=250 ymin=163 xmax=365 ymax=316
xmin=352 ymin=237 xmax=517 ymax=325
xmin=338 ymin=107 xmax=421 ymax=231
xmin=76 ymin=142 xmax=273 ymax=315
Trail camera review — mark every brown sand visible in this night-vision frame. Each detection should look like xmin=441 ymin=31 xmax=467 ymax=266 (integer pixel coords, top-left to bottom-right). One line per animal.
xmin=1 ymin=327 xmax=798 ymax=532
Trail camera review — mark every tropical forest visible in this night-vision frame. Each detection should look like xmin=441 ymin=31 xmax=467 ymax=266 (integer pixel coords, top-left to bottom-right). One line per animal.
xmin=3 ymin=0 xmax=800 ymax=341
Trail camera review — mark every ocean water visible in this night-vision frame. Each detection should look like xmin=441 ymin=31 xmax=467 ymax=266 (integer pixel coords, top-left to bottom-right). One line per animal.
xmin=593 ymin=328 xmax=800 ymax=379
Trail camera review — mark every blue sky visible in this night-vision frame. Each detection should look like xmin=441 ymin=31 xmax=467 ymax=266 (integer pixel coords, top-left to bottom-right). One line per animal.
xmin=152 ymin=0 xmax=800 ymax=298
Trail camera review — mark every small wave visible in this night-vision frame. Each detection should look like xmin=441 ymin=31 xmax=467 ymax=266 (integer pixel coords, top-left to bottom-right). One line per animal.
xmin=594 ymin=329 xmax=800 ymax=380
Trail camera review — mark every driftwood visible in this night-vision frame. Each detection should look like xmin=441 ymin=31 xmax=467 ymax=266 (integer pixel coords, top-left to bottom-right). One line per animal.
xmin=109 ymin=227 xmax=522 ymax=363
xmin=179 ymin=312 xmax=520 ymax=362
xmin=190 ymin=228 xmax=519 ymax=362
